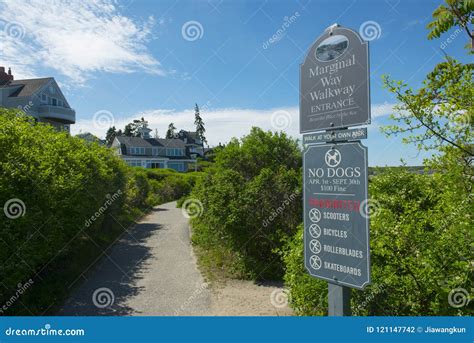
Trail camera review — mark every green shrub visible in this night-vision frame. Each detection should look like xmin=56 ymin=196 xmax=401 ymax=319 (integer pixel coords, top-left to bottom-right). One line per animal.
xmin=190 ymin=127 xmax=301 ymax=280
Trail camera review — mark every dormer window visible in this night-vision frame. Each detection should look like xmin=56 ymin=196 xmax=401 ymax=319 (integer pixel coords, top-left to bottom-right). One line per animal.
xmin=41 ymin=94 xmax=47 ymax=103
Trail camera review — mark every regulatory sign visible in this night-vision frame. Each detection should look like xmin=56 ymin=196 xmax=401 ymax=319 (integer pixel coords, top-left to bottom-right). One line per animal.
xmin=300 ymin=25 xmax=370 ymax=133
xmin=303 ymin=141 xmax=370 ymax=289
xmin=303 ymin=127 xmax=367 ymax=145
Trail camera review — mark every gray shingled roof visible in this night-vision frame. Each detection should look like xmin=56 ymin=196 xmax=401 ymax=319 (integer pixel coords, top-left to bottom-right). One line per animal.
xmin=178 ymin=130 xmax=200 ymax=144
xmin=7 ymin=78 xmax=53 ymax=97
xmin=116 ymin=136 xmax=186 ymax=148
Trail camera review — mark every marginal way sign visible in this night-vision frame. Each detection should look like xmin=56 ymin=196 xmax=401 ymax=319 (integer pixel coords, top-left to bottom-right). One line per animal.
xmin=300 ymin=26 xmax=370 ymax=133
xmin=303 ymin=141 xmax=370 ymax=289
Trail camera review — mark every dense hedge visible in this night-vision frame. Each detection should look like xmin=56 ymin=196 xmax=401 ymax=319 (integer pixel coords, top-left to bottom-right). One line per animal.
xmin=283 ymin=168 xmax=472 ymax=316
xmin=190 ymin=127 xmax=302 ymax=280
xmin=188 ymin=125 xmax=471 ymax=315
xmin=0 ymin=108 xmax=198 ymax=315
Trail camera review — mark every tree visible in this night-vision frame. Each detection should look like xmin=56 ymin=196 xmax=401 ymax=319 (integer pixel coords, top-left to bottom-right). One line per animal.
xmin=382 ymin=0 xmax=473 ymax=162
xmin=124 ymin=117 xmax=149 ymax=137
xmin=77 ymin=132 xmax=100 ymax=143
xmin=166 ymin=123 xmax=177 ymax=139
xmin=105 ymin=126 xmax=117 ymax=146
xmin=427 ymin=0 xmax=473 ymax=52
xmin=153 ymin=128 xmax=160 ymax=139
xmin=194 ymin=103 xmax=207 ymax=147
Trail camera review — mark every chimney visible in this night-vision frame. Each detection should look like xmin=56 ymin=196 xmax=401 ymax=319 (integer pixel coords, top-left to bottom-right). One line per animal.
xmin=0 ymin=66 xmax=14 ymax=85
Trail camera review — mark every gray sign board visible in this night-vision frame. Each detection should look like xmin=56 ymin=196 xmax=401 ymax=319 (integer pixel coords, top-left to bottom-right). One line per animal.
xmin=303 ymin=127 xmax=367 ymax=145
xmin=300 ymin=26 xmax=370 ymax=133
xmin=303 ymin=142 xmax=370 ymax=289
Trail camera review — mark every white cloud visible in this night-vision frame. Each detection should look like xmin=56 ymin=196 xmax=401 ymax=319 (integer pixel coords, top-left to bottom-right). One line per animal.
xmin=72 ymin=103 xmax=396 ymax=144
xmin=371 ymin=102 xmax=396 ymax=118
xmin=0 ymin=0 xmax=163 ymax=85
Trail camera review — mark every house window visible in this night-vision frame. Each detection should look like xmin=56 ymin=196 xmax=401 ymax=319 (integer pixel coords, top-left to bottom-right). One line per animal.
xmin=168 ymin=162 xmax=185 ymax=172
xmin=52 ymin=98 xmax=57 ymax=106
xmin=126 ymin=160 xmax=142 ymax=167
xmin=166 ymin=148 xmax=184 ymax=156
xmin=41 ymin=94 xmax=47 ymax=103
xmin=152 ymin=147 xmax=165 ymax=156
xmin=129 ymin=147 xmax=145 ymax=155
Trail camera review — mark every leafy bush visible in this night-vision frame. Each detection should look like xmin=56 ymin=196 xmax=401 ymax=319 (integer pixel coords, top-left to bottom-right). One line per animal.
xmin=190 ymin=127 xmax=301 ymax=280
xmin=0 ymin=108 xmax=198 ymax=315
xmin=282 ymin=168 xmax=472 ymax=316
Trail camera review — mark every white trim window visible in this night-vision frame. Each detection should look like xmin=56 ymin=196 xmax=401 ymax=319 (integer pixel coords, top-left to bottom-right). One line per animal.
xmin=168 ymin=162 xmax=185 ymax=172
xmin=126 ymin=160 xmax=142 ymax=167
xmin=129 ymin=147 xmax=146 ymax=155
xmin=166 ymin=148 xmax=184 ymax=156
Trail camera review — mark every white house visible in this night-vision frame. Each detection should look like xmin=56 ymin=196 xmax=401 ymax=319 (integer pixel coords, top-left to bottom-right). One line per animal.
xmin=0 ymin=66 xmax=75 ymax=132
xmin=112 ymin=128 xmax=196 ymax=172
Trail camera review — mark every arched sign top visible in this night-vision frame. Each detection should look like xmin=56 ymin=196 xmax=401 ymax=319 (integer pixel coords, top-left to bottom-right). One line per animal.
xmin=302 ymin=26 xmax=367 ymax=65
xmin=300 ymin=25 xmax=371 ymax=133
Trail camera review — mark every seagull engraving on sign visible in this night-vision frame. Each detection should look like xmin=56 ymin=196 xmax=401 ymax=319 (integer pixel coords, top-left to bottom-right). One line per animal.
xmin=310 ymin=255 xmax=322 ymax=270
xmin=309 ymin=224 xmax=321 ymax=238
xmin=309 ymin=208 xmax=321 ymax=223
xmin=325 ymin=148 xmax=342 ymax=167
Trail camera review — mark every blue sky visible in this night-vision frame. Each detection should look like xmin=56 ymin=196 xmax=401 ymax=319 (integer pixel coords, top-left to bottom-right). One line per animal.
xmin=0 ymin=0 xmax=470 ymax=166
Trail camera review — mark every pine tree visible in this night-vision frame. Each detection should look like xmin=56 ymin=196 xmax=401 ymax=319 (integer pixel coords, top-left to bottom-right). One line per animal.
xmin=166 ymin=123 xmax=177 ymax=139
xmin=105 ymin=126 xmax=117 ymax=146
xmin=194 ymin=103 xmax=207 ymax=147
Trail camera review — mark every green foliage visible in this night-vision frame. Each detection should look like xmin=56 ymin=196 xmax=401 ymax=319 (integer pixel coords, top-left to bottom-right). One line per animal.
xmin=190 ymin=127 xmax=301 ymax=280
xmin=382 ymin=58 xmax=473 ymax=156
xmin=76 ymin=132 xmax=101 ymax=143
xmin=124 ymin=117 xmax=148 ymax=137
xmin=281 ymin=224 xmax=327 ymax=315
xmin=427 ymin=0 xmax=473 ymax=51
xmin=145 ymin=168 xmax=202 ymax=204
xmin=105 ymin=126 xmax=117 ymax=146
xmin=283 ymin=169 xmax=473 ymax=316
xmin=194 ymin=103 xmax=207 ymax=146
xmin=166 ymin=123 xmax=177 ymax=139
xmin=0 ymin=108 xmax=197 ymax=315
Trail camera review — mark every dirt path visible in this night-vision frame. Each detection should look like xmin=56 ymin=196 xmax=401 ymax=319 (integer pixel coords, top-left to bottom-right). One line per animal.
xmin=59 ymin=201 xmax=292 ymax=316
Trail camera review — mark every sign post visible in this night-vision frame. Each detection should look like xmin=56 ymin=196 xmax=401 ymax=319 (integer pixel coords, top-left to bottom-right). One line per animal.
xmin=300 ymin=24 xmax=371 ymax=316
